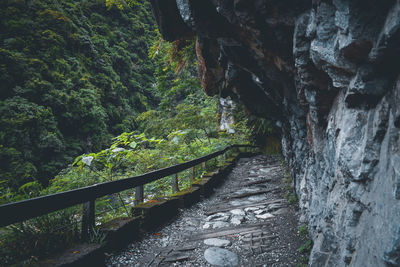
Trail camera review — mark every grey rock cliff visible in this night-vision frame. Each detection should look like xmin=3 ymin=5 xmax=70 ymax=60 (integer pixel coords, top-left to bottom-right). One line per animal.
xmin=150 ymin=0 xmax=400 ymax=265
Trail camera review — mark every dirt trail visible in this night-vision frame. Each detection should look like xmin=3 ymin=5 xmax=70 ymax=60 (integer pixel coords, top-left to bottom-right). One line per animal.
xmin=106 ymin=155 xmax=306 ymax=266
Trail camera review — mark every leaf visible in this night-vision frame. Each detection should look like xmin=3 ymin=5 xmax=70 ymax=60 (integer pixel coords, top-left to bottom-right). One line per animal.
xmin=129 ymin=141 xmax=137 ymax=149
xmin=82 ymin=156 xmax=94 ymax=166
xmin=72 ymin=155 xmax=83 ymax=166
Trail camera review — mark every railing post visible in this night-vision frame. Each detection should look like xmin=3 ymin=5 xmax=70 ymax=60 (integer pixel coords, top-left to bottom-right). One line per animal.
xmin=135 ymin=185 xmax=144 ymax=205
xmin=202 ymin=162 xmax=206 ymax=172
xmin=172 ymin=173 xmax=179 ymax=193
xmin=81 ymin=199 xmax=95 ymax=240
xmin=190 ymin=167 xmax=195 ymax=185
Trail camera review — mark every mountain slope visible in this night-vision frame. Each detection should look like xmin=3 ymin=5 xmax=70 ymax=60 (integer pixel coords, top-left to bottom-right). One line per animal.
xmin=0 ymin=0 xmax=157 ymax=189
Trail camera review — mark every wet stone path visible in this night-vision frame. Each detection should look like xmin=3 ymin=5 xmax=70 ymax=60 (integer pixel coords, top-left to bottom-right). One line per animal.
xmin=106 ymin=155 xmax=305 ymax=266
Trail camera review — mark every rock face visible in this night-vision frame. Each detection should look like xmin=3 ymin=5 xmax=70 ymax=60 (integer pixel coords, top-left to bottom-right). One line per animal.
xmin=219 ymin=97 xmax=236 ymax=133
xmin=150 ymin=0 xmax=400 ymax=266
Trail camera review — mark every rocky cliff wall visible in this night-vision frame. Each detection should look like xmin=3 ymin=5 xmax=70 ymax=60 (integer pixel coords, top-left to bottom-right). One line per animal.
xmin=150 ymin=0 xmax=400 ymax=266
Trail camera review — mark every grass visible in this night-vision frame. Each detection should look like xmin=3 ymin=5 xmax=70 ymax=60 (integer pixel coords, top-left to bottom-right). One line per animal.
xmin=88 ymin=227 xmax=107 ymax=244
xmin=298 ymin=224 xmax=308 ymax=237
xmin=297 ymin=224 xmax=313 ymax=266
xmin=0 ymin=208 xmax=80 ymax=266
xmin=298 ymin=239 xmax=313 ymax=266
xmin=282 ymin=170 xmax=298 ymax=206
xmin=280 ymin=162 xmax=313 ymax=266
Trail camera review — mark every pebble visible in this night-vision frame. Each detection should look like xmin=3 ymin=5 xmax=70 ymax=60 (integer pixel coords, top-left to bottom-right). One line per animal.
xmin=203 ymin=222 xmax=212 ymax=229
xmin=230 ymin=209 xmax=245 ymax=216
xmin=244 ymin=207 xmax=259 ymax=212
xmin=204 ymin=247 xmax=239 ymax=267
xmin=254 ymin=209 xmax=267 ymax=215
xmin=161 ymin=237 xmax=169 ymax=247
xmin=185 ymin=226 xmax=197 ymax=231
xmin=204 ymin=221 xmax=230 ymax=229
xmin=272 ymin=208 xmax=290 ymax=215
xmin=213 ymin=221 xmax=230 ymax=228
xmin=268 ymin=203 xmax=285 ymax=211
xmin=206 ymin=213 xmax=230 ymax=222
xmin=185 ymin=219 xmax=199 ymax=226
xmin=231 ymin=216 xmax=245 ymax=225
xmin=230 ymin=200 xmax=252 ymax=206
xmin=204 ymin=238 xmax=231 ymax=247
xmin=248 ymin=195 xmax=268 ymax=202
xmin=255 ymin=213 xmax=275 ymax=219
xmin=215 ymin=215 xmax=231 ymax=222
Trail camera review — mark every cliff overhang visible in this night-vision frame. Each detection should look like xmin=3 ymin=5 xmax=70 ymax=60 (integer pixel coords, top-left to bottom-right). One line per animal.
xmin=150 ymin=0 xmax=400 ymax=265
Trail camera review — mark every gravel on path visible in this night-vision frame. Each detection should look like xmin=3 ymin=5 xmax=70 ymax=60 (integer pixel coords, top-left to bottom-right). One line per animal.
xmin=106 ymin=155 xmax=306 ymax=266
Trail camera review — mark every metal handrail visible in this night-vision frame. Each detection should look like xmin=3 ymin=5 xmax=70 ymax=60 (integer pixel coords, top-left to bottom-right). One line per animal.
xmin=0 ymin=144 xmax=255 ymax=229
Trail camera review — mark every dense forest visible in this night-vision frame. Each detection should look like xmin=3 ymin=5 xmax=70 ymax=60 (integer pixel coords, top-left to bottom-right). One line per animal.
xmin=0 ymin=0 xmax=158 ymax=192
xmin=0 ymin=0 xmax=253 ymax=264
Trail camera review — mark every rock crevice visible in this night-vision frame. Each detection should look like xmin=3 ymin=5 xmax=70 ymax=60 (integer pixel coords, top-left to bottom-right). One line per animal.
xmin=150 ymin=0 xmax=400 ymax=265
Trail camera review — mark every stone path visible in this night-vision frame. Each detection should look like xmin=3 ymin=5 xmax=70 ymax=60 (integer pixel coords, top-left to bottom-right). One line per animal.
xmin=106 ymin=155 xmax=305 ymax=266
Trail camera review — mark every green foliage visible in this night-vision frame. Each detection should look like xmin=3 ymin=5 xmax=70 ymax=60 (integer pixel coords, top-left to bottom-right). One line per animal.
xmin=283 ymin=170 xmax=298 ymax=205
xmin=149 ymin=32 xmax=197 ymax=74
xmin=0 ymin=208 xmax=80 ymax=266
xmin=88 ymin=227 xmax=107 ymax=244
xmin=0 ymin=1 xmax=252 ymax=264
xmin=287 ymin=193 xmax=298 ymax=205
xmin=299 ymin=240 xmax=312 ymax=254
xmin=298 ymin=239 xmax=313 ymax=266
xmin=248 ymin=116 xmax=279 ymax=149
xmin=297 ymin=223 xmax=312 ymax=266
xmin=298 ymin=224 xmax=308 ymax=237
xmin=249 ymin=117 xmax=273 ymax=136
xmin=35 ymin=32 xmax=250 ymax=230
xmin=0 ymin=0 xmax=158 ymax=192
xmin=106 ymin=0 xmax=139 ymax=9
